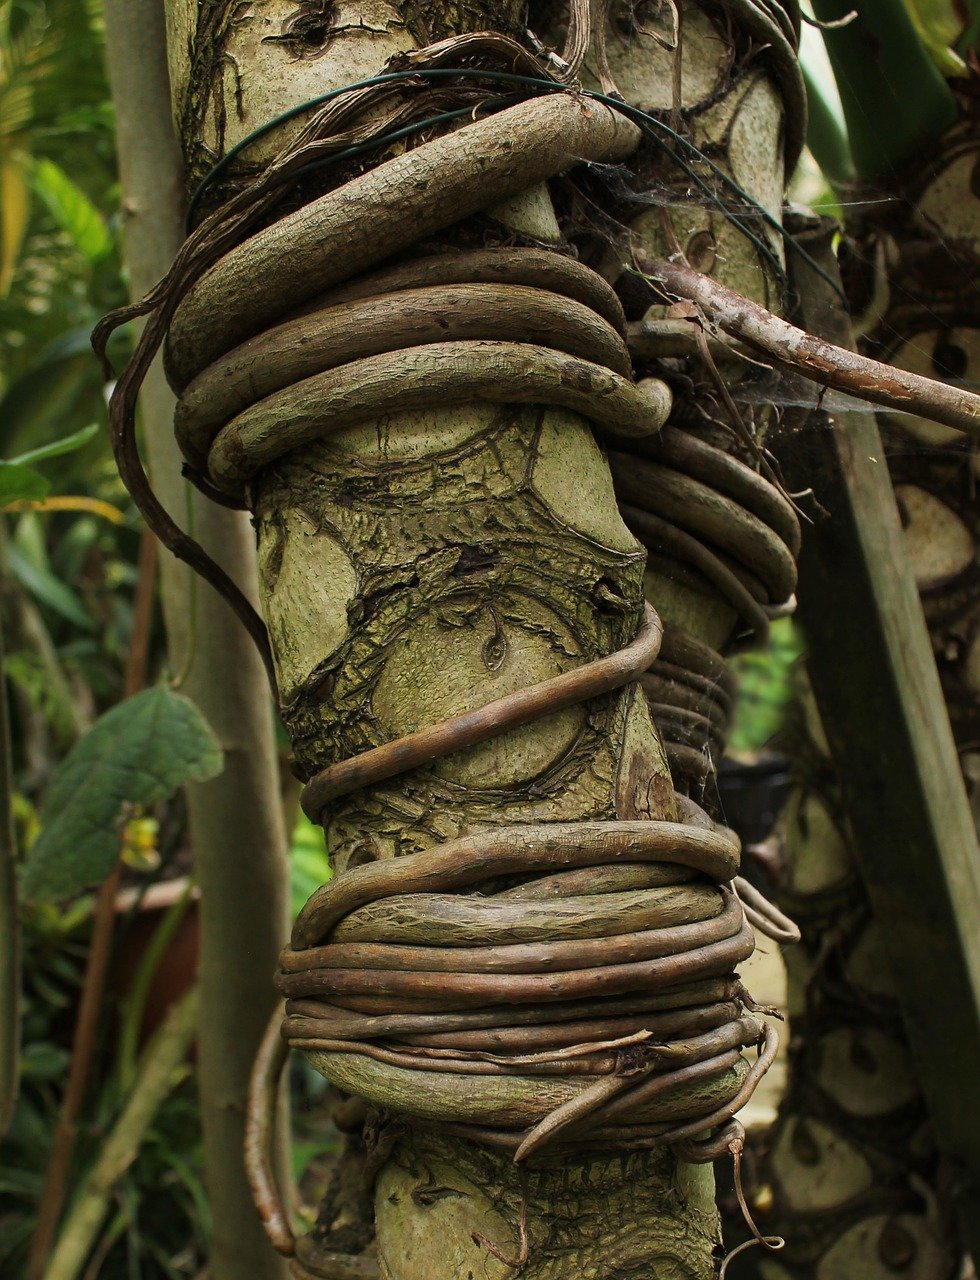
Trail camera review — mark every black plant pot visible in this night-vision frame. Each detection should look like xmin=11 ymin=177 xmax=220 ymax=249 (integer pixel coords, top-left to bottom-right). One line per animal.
xmin=717 ymin=754 xmax=791 ymax=852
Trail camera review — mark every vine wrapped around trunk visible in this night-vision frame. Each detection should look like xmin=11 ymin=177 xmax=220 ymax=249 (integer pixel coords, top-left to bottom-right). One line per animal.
xmin=95 ymin=2 xmax=846 ymax=1275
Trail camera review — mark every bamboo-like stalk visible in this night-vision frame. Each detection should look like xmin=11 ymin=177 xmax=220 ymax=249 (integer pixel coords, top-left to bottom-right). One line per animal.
xmin=0 ymin=578 xmax=19 ymax=1139
xmin=43 ymin=987 xmax=201 ymax=1280
xmin=101 ymin=5 xmax=291 ymax=1279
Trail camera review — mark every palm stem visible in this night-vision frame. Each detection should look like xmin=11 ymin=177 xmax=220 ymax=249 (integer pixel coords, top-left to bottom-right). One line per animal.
xmin=812 ymin=0 xmax=957 ymax=177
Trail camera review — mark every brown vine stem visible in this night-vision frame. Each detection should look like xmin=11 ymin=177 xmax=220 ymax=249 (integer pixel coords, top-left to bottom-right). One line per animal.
xmin=26 ymin=527 xmax=158 ymax=1280
xmin=646 ymin=255 xmax=980 ymax=438
xmin=103 ymin=3 xmax=292 ymax=1276
xmin=245 ymin=1009 xmax=295 ymax=1259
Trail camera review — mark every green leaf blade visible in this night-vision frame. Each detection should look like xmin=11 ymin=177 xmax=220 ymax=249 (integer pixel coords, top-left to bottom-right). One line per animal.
xmin=28 ymin=156 xmax=113 ymax=263
xmin=0 ymin=462 xmax=50 ymax=506
xmin=22 ymin=686 xmax=223 ymax=900
xmin=8 ymin=422 xmax=99 ymax=468
xmin=6 ymin=542 xmax=94 ymax=629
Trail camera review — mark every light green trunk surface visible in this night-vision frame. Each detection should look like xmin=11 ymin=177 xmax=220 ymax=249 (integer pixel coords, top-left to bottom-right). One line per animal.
xmin=164 ymin=2 xmax=792 ymax=1274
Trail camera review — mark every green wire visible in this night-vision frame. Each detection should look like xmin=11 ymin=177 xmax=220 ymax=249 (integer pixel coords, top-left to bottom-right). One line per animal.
xmin=185 ymin=65 xmax=845 ymax=300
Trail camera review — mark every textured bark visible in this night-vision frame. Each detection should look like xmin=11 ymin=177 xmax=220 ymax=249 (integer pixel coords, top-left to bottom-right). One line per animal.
xmin=162 ymin=2 xmax=796 ymax=1275
xmin=104 ymin=5 xmax=292 ymax=1278
xmin=754 ymin=92 xmax=980 ymax=1280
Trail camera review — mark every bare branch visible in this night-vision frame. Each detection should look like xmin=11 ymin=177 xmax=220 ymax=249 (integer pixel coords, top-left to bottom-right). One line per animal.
xmin=645 ymin=256 xmax=980 ymax=440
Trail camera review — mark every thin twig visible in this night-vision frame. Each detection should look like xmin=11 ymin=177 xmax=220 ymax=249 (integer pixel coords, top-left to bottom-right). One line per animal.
xmin=645 ymin=256 xmax=980 ymax=439
xmin=26 ymin=869 xmax=124 ymax=1279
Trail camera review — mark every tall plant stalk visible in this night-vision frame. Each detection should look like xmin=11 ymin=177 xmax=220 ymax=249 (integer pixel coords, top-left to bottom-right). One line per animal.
xmin=0 ymin=584 xmax=19 ymax=1140
xmin=101 ymin=4 xmax=291 ymax=1278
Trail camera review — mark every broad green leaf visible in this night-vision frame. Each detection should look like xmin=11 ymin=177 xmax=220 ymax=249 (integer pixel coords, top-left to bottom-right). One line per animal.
xmin=0 ymin=461 xmax=49 ymax=506
xmin=8 ymin=422 xmax=98 ymax=467
xmin=813 ymin=0 xmax=957 ymax=178
xmin=6 ymin=541 xmax=93 ymax=629
xmin=29 ymin=156 xmax=111 ymax=262
xmin=22 ymin=685 xmax=223 ymax=900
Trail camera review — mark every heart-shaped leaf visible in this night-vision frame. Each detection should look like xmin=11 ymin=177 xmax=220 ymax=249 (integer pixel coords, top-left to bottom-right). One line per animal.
xmin=23 ymin=685 xmax=223 ymax=900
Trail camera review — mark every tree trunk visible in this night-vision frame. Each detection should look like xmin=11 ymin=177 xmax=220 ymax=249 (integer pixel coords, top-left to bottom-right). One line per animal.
xmin=103 ymin=6 xmax=292 ymax=1278
xmin=755 ymin=65 xmax=978 ymax=1280
xmin=157 ymin=2 xmax=802 ymax=1274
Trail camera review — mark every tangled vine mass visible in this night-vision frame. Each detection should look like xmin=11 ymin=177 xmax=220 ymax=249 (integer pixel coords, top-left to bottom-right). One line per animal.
xmin=92 ymin=3 xmax=980 ymax=1274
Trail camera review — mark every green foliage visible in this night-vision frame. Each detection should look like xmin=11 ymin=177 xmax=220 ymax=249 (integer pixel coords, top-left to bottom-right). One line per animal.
xmin=904 ymin=0 xmax=969 ymax=73
xmin=0 ymin=5 xmax=218 ymax=1276
xmin=6 ymin=422 xmax=97 ymax=470
xmin=290 ymin=809 xmax=331 ymax=919
xmin=0 ymin=424 xmax=100 ymax=507
xmin=7 ymin=537 xmax=94 ymax=629
xmin=22 ymin=686 xmax=223 ymax=900
xmin=1 ymin=880 xmax=209 ymax=1278
xmin=728 ymin=619 xmax=803 ymax=757
xmin=0 ymin=461 xmax=48 ymax=505
xmin=812 ymin=0 xmax=957 ymax=178
xmin=27 ymin=157 xmax=111 ymax=263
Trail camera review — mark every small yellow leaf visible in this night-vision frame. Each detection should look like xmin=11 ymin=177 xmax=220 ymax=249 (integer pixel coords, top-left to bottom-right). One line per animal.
xmin=0 ymin=146 xmax=30 ymax=295
xmin=120 ymin=815 xmax=161 ymax=873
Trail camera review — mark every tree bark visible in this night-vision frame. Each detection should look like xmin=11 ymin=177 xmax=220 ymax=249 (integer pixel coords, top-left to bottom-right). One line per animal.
xmin=158 ymin=1 xmax=799 ymax=1274
xmin=103 ymin=6 xmax=291 ymax=1278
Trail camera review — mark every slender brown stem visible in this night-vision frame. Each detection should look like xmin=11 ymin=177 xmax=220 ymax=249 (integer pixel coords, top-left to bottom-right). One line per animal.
xmin=123 ymin=529 xmax=158 ymax=695
xmin=245 ymin=1009 xmax=295 ymax=1258
xmin=26 ymin=527 xmax=159 ymax=1279
xmin=646 ymin=255 xmax=980 ymax=437
xmin=26 ymin=866 xmax=123 ymax=1280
